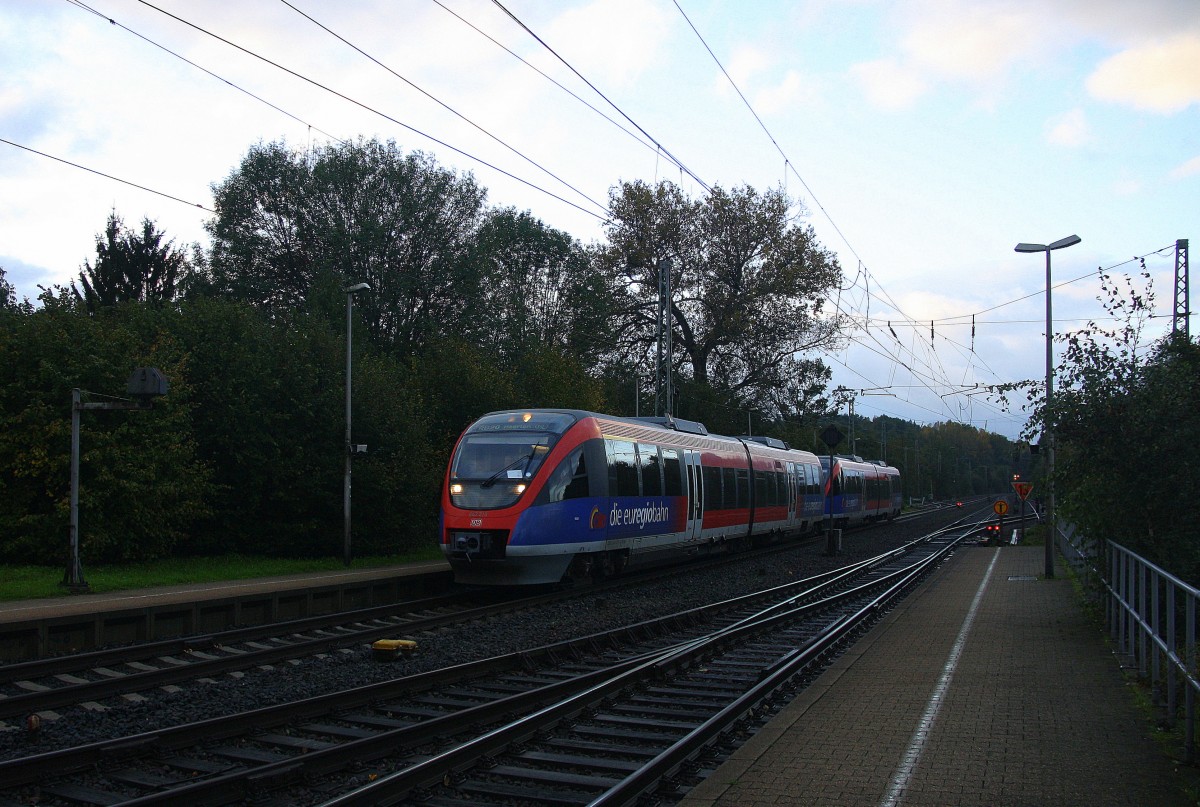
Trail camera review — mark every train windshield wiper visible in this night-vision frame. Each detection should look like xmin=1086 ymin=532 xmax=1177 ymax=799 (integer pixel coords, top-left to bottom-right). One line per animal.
xmin=480 ymin=450 xmax=535 ymax=488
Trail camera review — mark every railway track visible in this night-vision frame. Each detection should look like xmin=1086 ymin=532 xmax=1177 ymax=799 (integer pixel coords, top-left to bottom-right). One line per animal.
xmin=0 ymin=529 xmax=850 ymax=724
xmin=0 ymin=514 xmax=984 ymax=806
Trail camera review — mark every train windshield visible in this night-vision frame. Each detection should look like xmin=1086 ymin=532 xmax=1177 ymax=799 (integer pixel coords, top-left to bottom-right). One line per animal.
xmin=448 ymin=412 xmax=577 ymax=508
xmin=451 ymin=433 xmax=555 ymax=482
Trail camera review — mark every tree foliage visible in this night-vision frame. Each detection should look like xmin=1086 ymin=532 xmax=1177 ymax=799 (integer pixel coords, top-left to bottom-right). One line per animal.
xmin=995 ymin=270 xmax=1200 ymax=583
xmin=473 ymin=208 xmax=617 ymax=369
xmin=2 ymin=158 xmax=882 ymax=568
xmin=72 ymin=212 xmax=190 ymax=312
xmin=207 ymin=138 xmax=488 ymax=355
xmin=0 ymin=265 xmax=16 ymax=312
xmin=600 ymin=181 xmax=844 ymax=422
xmin=0 ymin=291 xmax=211 ymax=564
xmin=1049 ymin=273 xmax=1200 ymax=581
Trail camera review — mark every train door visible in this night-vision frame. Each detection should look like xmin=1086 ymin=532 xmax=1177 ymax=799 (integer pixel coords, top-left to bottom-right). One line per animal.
xmin=685 ymin=450 xmax=704 ymax=541
xmin=786 ymin=461 xmax=798 ymax=529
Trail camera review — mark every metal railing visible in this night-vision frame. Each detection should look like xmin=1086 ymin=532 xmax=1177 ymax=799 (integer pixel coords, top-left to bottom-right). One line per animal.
xmin=1057 ymin=521 xmax=1097 ymax=589
xmin=1100 ymin=539 xmax=1199 ymax=762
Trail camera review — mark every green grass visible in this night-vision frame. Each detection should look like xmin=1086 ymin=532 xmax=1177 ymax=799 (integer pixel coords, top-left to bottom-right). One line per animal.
xmin=0 ymin=547 xmax=446 ymax=602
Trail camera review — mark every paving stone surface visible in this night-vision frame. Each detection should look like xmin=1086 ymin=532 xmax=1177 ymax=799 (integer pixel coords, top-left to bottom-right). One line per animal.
xmin=679 ymin=545 xmax=1197 ymax=807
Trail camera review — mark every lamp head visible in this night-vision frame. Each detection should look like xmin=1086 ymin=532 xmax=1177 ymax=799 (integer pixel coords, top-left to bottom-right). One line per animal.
xmin=344 ymin=282 xmax=370 ymax=294
xmin=1015 ymin=235 xmax=1080 ymax=253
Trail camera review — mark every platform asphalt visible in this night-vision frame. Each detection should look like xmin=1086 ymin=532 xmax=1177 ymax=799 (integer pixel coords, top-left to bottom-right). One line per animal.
xmin=678 ymin=544 xmax=1196 ymax=807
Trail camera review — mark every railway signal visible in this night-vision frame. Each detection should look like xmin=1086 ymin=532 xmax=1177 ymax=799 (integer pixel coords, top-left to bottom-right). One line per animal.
xmin=1011 ymin=481 xmax=1033 ymax=544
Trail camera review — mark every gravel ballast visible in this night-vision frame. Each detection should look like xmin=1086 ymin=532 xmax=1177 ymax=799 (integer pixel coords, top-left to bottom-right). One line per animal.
xmin=0 ymin=508 xmax=974 ymax=762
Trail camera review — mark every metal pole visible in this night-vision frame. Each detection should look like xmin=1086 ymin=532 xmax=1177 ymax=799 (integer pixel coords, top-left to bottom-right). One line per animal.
xmin=1045 ymin=249 xmax=1055 ymax=579
xmin=825 ymin=450 xmax=834 ymax=542
xmin=65 ymin=388 xmax=87 ymax=590
xmin=344 ymin=292 xmax=353 ymax=568
xmin=657 ymin=258 xmax=672 ymax=417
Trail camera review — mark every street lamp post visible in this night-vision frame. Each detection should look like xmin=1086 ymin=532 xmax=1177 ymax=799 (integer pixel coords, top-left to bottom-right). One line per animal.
xmin=1015 ymin=234 xmax=1080 ymax=579
xmin=344 ymin=282 xmax=370 ymax=567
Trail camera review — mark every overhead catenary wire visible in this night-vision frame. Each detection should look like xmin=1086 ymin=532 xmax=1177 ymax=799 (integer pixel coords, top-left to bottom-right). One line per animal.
xmin=0 ymin=137 xmax=213 ymax=213
xmin=490 ymin=0 xmax=712 ymax=196
xmin=132 ymin=0 xmax=606 ymax=222
xmin=278 ymin=0 xmax=609 ymax=218
xmin=669 ymin=0 xmax=1094 ymax=427
xmin=430 ymin=0 xmax=661 ymax=160
xmin=672 ymin=0 xmax=968 ymax=410
xmin=65 ymin=0 xmax=344 ymax=148
xmin=35 ymin=2 xmax=1163 ymax=438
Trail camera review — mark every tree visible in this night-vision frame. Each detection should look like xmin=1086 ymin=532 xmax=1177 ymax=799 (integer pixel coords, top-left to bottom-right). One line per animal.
xmin=472 ymin=208 xmax=620 ymax=369
xmin=207 ymin=138 xmax=488 ymax=356
xmin=0 ymin=265 xmax=16 ymax=312
xmin=1050 ymin=273 xmax=1200 ymax=580
xmin=600 ymin=181 xmax=844 ymax=422
xmin=72 ymin=212 xmax=189 ymax=312
xmin=996 ymin=269 xmax=1200 ymax=582
xmin=0 ymin=291 xmax=211 ymax=564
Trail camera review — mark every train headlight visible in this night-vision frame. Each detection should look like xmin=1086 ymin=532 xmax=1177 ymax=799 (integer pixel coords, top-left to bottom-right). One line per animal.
xmin=450 ymin=483 xmax=463 ymax=495
xmin=515 ymin=483 xmax=527 ymax=494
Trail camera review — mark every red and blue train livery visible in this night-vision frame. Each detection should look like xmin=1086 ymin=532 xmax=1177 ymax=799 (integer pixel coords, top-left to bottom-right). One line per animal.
xmin=439 ymin=409 xmax=901 ymax=585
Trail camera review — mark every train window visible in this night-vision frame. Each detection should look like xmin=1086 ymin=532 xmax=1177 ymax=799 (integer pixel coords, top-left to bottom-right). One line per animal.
xmin=754 ymin=469 xmax=767 ymax=507
xmin=662 ymin=449 xmax=684 ymax=497
xmin=606 ymin=440 xmax=640 ymax=497
xmin=721 ymin=467 xmax=736 ymax=509
xmin=703 ymin=465 xmax=722 ymax=511
xmin=545 ymin=447 xmax=588 ymax=502
xmin=639 ymin=444 xmax=664 ymax=497
xmin=735 ymin=468 xmax=750 ymax=509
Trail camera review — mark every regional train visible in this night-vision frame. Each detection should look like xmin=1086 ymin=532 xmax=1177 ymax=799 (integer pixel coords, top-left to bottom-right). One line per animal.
xmin=439 ymin=409 xmax=902 ymax=585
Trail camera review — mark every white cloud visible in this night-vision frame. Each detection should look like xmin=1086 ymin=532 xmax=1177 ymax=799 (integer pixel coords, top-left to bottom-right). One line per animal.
xmin=726 ymin=45 xmax=769 ymax=88
xmin=1170 ymin=155 xmax=1200 ymax=179
xmin=846 ymin=1 xmax=1046 ymax=110
xmin=899 ymin=2 xmax=1042 ymax=83
xmin=1086 ymin=33 xmax=1200 ymax=113
xmin=754 ymin=70 xmax=820 ymax=115
xmin=1045 ymin=108 xmax=1090 ymax=147
xmin=850 ymin=58 xmax=927 ymax=109
xmin=711 ymin=45 xmax=819 ymax=114
xmin=544 ymin=0 xmax=675 ymax=87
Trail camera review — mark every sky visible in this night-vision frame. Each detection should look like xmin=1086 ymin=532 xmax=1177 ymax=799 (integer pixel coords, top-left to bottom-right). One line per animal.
xmin=2 ymin=0 xmax=1198 ymax=442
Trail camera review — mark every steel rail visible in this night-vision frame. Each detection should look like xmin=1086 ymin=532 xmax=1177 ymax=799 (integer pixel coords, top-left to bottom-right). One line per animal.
xmin=0 ymin=536 xmax=923 ymax=794
xmin=318 ymin=535 xmax=963 ymax=805
xmin=0 ymin=540 xmax=827 ymax=720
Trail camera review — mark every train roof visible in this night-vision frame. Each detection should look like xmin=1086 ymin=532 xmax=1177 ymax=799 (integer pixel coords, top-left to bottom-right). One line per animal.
xmin=467 ymin=408 xmax=816 ymax=458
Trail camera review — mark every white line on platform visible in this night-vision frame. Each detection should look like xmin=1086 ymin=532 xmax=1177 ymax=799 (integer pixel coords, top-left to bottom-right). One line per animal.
xmin=879 ymin=547 xmax=1000 ymax=807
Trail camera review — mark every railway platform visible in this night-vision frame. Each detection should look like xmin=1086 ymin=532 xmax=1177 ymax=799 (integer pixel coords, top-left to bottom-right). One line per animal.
xmin=678 ymin=544 xmax=1196 ymax=807
xmin=0 ymin=560 xmax=452 ymax=661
